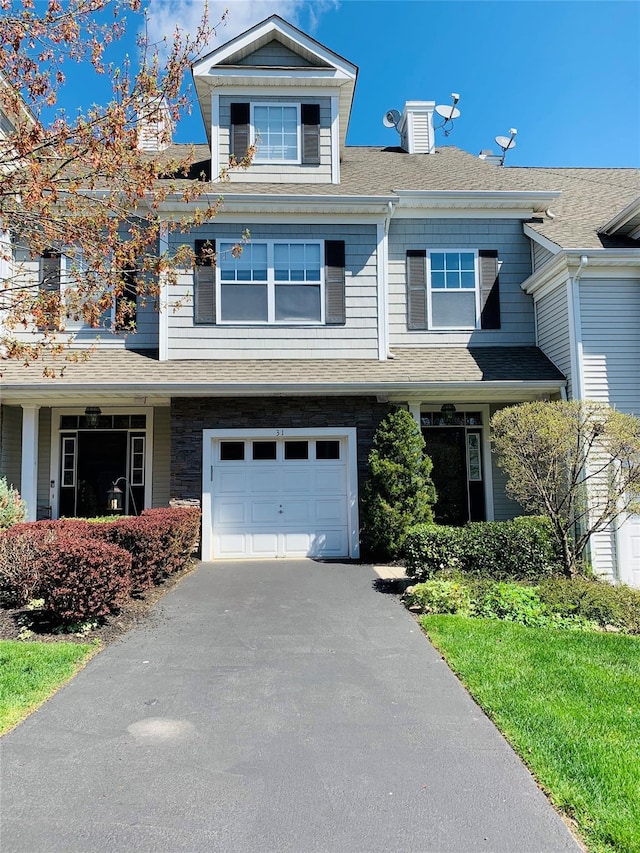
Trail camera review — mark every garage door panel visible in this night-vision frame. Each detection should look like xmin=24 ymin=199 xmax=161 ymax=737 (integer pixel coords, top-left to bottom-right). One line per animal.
xmin=217 ymin=469 xmax=247 ymax=494
xmin=251 ymin=501 xmax=279 ymax=523
xmin=249 ymin=532 xmax=279 ymax=557
xmin=282 ymin=469 xmax=312 ymax=492
xmin=216 ymin=501 xmax=246 ymax=524
xmin=315 ymin=469 xmax=346 ymax=492
xmin=281 ymin=500 xmax=311 ymax=523
xmin=250 ymin=469 xmax=282 ymax=493
xmin=217 ymin=532 xmax=248 ymax=556
xmin=315 ymin=498 xmax=346 ymax=523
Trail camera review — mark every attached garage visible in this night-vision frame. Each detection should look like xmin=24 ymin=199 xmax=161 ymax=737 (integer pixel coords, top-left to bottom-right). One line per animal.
xmin=201 ymin=428 xmax=359 ymax=560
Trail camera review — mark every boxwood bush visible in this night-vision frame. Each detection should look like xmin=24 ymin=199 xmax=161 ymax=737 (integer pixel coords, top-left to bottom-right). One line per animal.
xmin=404 ymin=517 xmax=561 ymax=583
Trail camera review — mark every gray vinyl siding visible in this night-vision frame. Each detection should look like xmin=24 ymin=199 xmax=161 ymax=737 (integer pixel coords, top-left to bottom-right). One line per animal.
xmin=219 ymin=95 xmax=333 ymax=184
xmin=489 ymin=404 xmax=526 ymax=521
xmin=532 ymin=241 xmax=555 ymax=271
xmin=0 ymin=405 xmax=22 ymax=491
xmin=388 ymin=219 xmax=535 ymax=346
xmin=166 ymin=223 xmax=379 ymax=360
xmin=536 ymin=284 xmax=572 ymax=397
xmin=66 ymin=297 xmax=159 ymax=350
xmin=152 ymin=407 xmax=171 ymax=508
xmin=234 ymin=41 xmax=330 ymax=68
xmin=36 ymin=408 xmax=52 ymax=517
xmin=578 ymin=277 xmax=640 ymax=583
xmin=580 ymin=278 xmax=640 ymax=413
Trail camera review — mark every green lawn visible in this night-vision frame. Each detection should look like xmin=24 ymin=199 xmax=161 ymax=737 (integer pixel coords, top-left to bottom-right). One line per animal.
xmin=422 ymin=616 xmax=640 ymax=853
xmin=0 ymin=640 xmax=97 ymax=735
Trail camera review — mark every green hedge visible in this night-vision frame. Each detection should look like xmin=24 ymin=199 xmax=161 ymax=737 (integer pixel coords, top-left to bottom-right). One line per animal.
xmin=404 ymin=575 xmax=640 ymax=633
xmin=404 ymin=517 xmax=561 ymax=583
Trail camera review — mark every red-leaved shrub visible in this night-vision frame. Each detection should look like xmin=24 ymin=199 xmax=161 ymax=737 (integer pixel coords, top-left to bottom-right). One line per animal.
xmin=0 ymin=526 xmax=48 ymax=605
xmin=38 ymin=536 xmax=132 ymax=622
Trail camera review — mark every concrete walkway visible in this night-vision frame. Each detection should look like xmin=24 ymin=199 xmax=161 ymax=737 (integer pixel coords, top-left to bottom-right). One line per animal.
xmin=1 ymin=561 xmax=581 ymax=853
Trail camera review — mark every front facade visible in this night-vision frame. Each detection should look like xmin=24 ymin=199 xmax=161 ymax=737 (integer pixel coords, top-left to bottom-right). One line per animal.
xmin=1 ymin=17 xmax=638 ymax=582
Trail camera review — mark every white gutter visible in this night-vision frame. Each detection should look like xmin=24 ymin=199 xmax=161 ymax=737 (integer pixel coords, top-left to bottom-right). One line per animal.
xmin=522 ymin=248 xmax=640 ymax=296
xmin=393 ymin=190 xmax=561 ymax=212
xmin=6 ymin=379 xmax=567 ymax=401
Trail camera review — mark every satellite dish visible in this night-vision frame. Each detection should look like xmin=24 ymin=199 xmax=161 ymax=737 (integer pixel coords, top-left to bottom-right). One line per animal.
xmin=383 ymin=109 xmax=401 ymax=129
xmin=434 ymin=93 xmax=461 ymax=137
xmin=495 ymin=135 xmax=516 ymax=151
xmin=435 ymin=104 xmax=461 ymax=121
xmin=494 ymin=128 xmax=518 ymax=165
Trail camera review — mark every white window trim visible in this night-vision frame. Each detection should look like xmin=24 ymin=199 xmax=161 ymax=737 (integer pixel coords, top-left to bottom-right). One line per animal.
xmin=251 ymin=102 xmax=302 ymax=165
xmin=217 ymin=239 xmax=325 ymax=326
xmin=426 ymin=248 xmax=481 ymax=331
xmin=201 ymin=427 xmax=360 ymax=561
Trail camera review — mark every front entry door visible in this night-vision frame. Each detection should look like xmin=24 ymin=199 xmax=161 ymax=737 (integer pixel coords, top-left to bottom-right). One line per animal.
xmin=59 ymin=431 xmax=144 ymax=517
xmin=422 ymin=427 xmax=486 ymax=526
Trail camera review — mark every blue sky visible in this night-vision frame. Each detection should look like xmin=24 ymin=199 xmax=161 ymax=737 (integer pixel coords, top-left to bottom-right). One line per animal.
xmin=50 ymin=1 xmax=640 ymax=168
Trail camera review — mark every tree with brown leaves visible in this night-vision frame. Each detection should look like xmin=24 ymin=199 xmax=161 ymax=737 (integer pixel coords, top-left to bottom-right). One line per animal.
xmin=0 ymin=1 xmax=251 ymax=370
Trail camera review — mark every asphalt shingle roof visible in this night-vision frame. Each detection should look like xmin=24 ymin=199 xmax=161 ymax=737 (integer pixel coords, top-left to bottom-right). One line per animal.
xmin=0 ymin=346 xmax=565 ymax=392
xmin=162 ymin=144 xmax=640 ymax=250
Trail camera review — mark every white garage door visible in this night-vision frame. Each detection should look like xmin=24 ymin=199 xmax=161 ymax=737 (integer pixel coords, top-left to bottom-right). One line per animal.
xmin=619 ymin=512 xmax=640 ymax=589
xmin=203 ymin=429 xmax=358 ymax=559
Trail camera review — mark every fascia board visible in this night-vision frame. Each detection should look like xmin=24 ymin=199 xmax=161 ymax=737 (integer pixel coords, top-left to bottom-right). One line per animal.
xmin=157 ymin=195 xmax=396 ymax=216
xmin=522 ymin=224 xmax=562 ymax=254
xmin=599 ymin=196 xmax=640 ymax=236
xmin=6 ymin=378 xmax=566 ymax=402
xmin=522 ymin=248 xmax=640 ymax=295
xmin=394 ymin=190 xmax=561 ymax=212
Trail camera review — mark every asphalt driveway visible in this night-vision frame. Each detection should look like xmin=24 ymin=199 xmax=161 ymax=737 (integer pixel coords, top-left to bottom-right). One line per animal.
xmin=0 ymin=560 xmax=581 ymax=853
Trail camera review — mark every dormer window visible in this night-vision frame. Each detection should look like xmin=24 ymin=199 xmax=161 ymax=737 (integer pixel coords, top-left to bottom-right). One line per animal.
xmin=252 ymin=104 xmax=300 ymax=163
xmin=230 ymin=101 xmax=321 ymax=166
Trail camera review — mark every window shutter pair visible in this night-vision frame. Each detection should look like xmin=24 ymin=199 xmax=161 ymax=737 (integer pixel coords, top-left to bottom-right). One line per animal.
xmin=230 ymin=102 xmax=320 ymax=165
xmin=194 ymin=239 xmax=216 ymax=324
xmin=405 ymin=249 xmax=501 ymax=330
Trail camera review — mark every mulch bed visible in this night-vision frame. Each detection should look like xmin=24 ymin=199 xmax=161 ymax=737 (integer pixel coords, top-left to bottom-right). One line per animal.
xmin=0 ymin=562 xmax=198 ymax=646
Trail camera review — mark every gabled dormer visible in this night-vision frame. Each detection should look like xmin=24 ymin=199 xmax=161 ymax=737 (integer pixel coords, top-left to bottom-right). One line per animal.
xmin=192 ymin=15 xmax=358 ymax=185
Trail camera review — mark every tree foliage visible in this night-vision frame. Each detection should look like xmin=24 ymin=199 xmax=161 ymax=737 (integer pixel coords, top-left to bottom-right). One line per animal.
xmin=491 ymin=400 xmax=640 ymax=577
xmin=0 ymin=1 xmax=252 ymax=369
xmin=361 ymin=408 xmax=437 ymax=560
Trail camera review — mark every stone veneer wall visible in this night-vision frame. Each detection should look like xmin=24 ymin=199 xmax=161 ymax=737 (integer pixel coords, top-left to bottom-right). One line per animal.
xmin=170 ymin=396 xmax=395 ymax=503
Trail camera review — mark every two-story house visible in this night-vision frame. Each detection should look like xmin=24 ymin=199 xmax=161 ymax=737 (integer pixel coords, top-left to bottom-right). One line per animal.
xmin=1 ymin=16 xmax=638 ymax=584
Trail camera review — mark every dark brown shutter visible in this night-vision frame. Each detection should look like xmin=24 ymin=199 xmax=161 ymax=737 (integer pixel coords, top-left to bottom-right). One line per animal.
xmin=194 ymin=239 xmax=216 ymax=324
xmin=479 ymin=249 xmax=501 ymax=329
xmin=40 ymin=250 xmax=61 ymax=293
xmin=325 ymin=240 xmax=345 ymax=325
xmin=406 ymin=250 xmax=427 ymax=330
xmin=301 ymin=103 xmax=320 ymax=165
xmin=115 ymin=268 xmax=138 ymax=331
xmin=230 ymin=103 xmax=250 ymax=161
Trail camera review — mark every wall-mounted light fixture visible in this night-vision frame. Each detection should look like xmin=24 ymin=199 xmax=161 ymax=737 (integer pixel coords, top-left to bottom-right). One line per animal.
xmin=84 ymin=406 xmax=102 ymax=429
xmin=440 ymin=403 xmax=457 ymax=425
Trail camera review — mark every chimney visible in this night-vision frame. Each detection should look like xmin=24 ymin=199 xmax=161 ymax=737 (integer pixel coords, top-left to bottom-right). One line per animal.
xmin=398 ymin=101 xmax=435 ymax=154
xmin=136 ymin=97 xmax=173 ymax=153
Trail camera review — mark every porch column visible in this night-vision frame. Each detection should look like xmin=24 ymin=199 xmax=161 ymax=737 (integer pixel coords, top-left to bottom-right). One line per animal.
xmin=408 ymin=403 xmax=422 ymax=427
xmin=20 ymin=404 xmax=40 ymax=521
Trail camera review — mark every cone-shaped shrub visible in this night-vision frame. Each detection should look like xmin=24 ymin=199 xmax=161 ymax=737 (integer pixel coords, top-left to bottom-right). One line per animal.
xmin=361 ymin=408 xmax=436 ymax=560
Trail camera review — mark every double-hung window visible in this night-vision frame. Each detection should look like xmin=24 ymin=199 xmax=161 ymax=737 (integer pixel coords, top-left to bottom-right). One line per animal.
xmin=252 ymin=104 xmax=300 ymax=164
xmin=218 ymin=240 xmax=323 ymax=324
xmin=428 ymin=251 xmax=479 ymax=329
xmin=406 ymin=248 xmax=501 ymax=331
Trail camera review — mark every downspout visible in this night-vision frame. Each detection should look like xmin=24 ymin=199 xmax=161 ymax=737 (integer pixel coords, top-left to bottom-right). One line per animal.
xmin=568 ymin=255 xmax=588 ymax=400
xmin=376 ymin=200 xmax=394 ymax=361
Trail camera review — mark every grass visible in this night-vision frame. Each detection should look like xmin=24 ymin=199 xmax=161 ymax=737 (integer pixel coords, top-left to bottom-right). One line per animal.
xmin=422 ymin=615 xmax=640 ymax=853
xmin=0 ymin=640 xmax=97 ymax=735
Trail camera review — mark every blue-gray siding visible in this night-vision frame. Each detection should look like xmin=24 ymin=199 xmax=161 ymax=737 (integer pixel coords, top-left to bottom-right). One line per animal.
xmin=536 ymin=283 xmax=572 ymax=397
xmin=388 ymin=219 xmax=535 ymax=346
xmin=580 ymin=278 xmax=640 ymax=414
xmin=0 ymin=405 xmax=22 ymax=492
xmin=532 ymin=241 xmax=555 ymax=271
xmin=152 ymin=407 xmax=171 ymax=508
xmin=234 ymin=41 xmax=330 ymax=68
xmin=166 ymin=223 xmax=379 ymax=359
